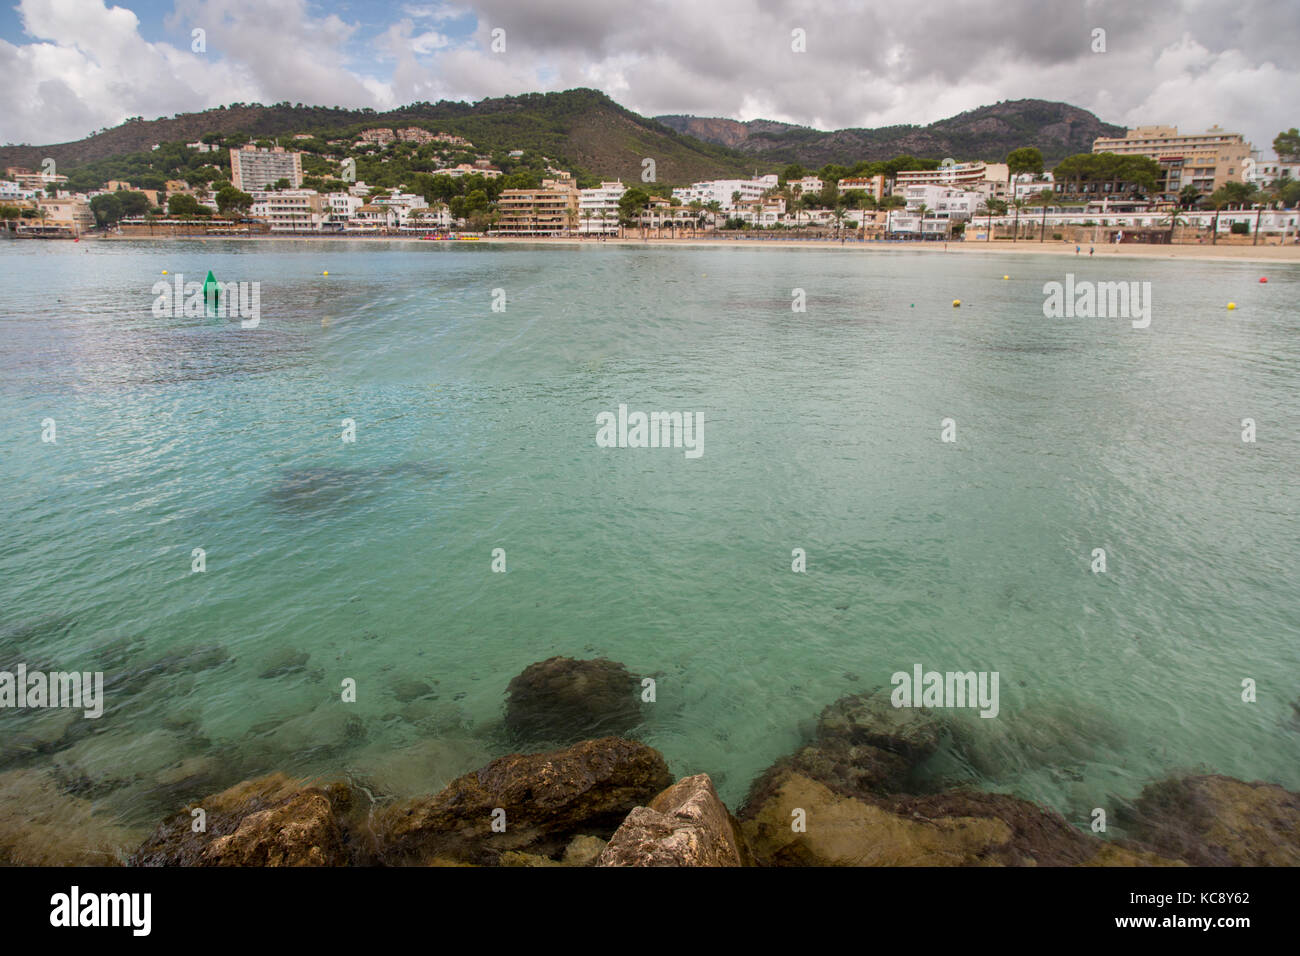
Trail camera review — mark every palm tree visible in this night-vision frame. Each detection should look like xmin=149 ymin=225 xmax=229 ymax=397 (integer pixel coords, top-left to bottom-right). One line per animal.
xmin=581 ymin=208 xmax=592 ymax=238
xmin=1035 ymin=189 xmax=1054 ymax=242
xmin=914 ymin=203 xmax=929 ymax=240
xmin=1160 ymin=209 xmax=1187 ymax=243
xmin=1011 ymin=198 xmax=1028 ymax=242
xmin=688 ymin=200 xmax=703 ymax=238
xmin=1207 ymin=191 xmax=1230 ymax=245
xmin=705 ymin=201 xmax=722 ymax=233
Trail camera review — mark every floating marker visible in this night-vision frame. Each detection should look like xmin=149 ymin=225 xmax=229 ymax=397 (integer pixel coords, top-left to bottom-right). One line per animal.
xmin=162 ymin=270 xmax=168 ymax=275
xmin=1260 ymin=277 xmax=1268 ymax=283
xmin=952 ymin=299 xmax=961 ymax=307
xmin=202 ymin=270 xmax=220 ymax=314
xmin=323 ymin=271 xmax=329 ymax=276
xmin=1227 ymin=302 xmax=1236 ymax=310
xmin=1002 ymin=275 xmax=1009 ymax=280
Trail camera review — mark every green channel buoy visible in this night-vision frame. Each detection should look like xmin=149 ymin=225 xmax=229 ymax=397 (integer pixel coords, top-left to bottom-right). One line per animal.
xmin=202 ymin=270 xmax=221 ymax=314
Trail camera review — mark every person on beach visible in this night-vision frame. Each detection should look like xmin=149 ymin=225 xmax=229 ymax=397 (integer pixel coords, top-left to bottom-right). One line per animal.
xmin=1089 ymin=246 xmax=1094 ymax=256
xmin=1076 ymin=244 xmax=1080 ymax=255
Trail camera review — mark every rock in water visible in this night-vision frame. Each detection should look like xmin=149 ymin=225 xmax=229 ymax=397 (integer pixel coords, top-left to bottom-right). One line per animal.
xmin=740 ymin=688 xmax=941 ymax=804
xmin=130 ymin=773 xmax=358 ymax=866
xmin=504 ymin=657 xmax=642 ymax=743
xmin=200 ymin=790 xmax=346 ymax=866
xmin=816 ymin=689 xmax=943 ymax=761
xmin=597 ymin=773 xmax=753 ymax=866
xmin=1121 ymin=774 xmax=1300 ymax=866
xmin=740 ymin=770 xmax=1181 ymax=867
xmin=375 ymin=737 xmax=672 ymax=866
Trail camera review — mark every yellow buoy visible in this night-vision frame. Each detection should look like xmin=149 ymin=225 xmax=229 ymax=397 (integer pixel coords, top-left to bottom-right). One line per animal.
xmin=1227 ymin=302 xmax=1236 ymax=310
xmin=162 ymin=270 xmax=168 ymax=275
xmin=952 ymin=299 xmax=961 ymax=307
xmin=1002 ymin=275 xmax=1009 ymax=280
xmin=323 ymin=271 xmax=329 ymax=276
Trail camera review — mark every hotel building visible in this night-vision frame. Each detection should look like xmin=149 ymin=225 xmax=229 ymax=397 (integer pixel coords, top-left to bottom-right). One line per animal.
xmin=495 ymin=179 xmax=579 ymax=236
xmin=229 ymin=146 xmax=304 ymax=191
xmin=1091 ymin=125 xmax=1252 ymax=195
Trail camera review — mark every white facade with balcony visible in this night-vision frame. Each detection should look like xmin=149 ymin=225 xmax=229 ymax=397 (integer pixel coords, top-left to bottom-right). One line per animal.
xmin=578 ymin=181 xmax=626 ymax=234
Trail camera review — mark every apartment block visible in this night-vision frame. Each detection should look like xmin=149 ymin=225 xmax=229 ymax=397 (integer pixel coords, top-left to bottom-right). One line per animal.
xmin=230 ymin=146 xmax=303 ymax=191
xmin=895 ymin=162 xmax=1008 ymax=196
xmin=495 ymin=179 xmax=579 ymax=236
xmin=902 ymin=185 xmax=984 ymax=219
xmin=836 ymin=175 xmax=886 ymax=201
xmin=578 ymin=181 xmax=626 ymax=234
xmin=1092 ymin=125 xmax=1252 ymax=194
xmin=671 ymin=177 xmax=775 ymax=210
xmin=249 ymin=190 xmax=325 ymax=232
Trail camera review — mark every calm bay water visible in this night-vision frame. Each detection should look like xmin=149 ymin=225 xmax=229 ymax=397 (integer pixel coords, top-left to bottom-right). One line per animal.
xmin=1 ymin=238 xmax=1297 ymax=840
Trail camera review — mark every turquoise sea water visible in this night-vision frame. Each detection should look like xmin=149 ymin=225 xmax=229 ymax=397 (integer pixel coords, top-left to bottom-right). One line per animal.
xmin=1 ymin=238 xmax=1297 ymax=843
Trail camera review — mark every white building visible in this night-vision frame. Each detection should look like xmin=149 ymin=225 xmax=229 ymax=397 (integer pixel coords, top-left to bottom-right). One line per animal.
xmin=1249 ymin=157 xmax=1300 ymax=186
xmin=249 ymin=190 xmax=324 ymax=232
xmin=323 ymin=192 xmax=363 ymax=230
xmin=578 ymin=181 xmax=626 ymax=234
xmin=399 ymin=205 xmax=455 ymax=232
xmin=903 ymin=185 xmax=984 ymax=219
xmin=734 ymin=197 xmax=787 ymax=226
xmin=1011 ymin=173 xmax=1056 ymax=201
xmin=790 ymin=176 xmax=824 ymax=196
xmin=371 ymin=192 xmax=429 ymax=225
xmin=671 ymin=177 xmax=774 ymax=210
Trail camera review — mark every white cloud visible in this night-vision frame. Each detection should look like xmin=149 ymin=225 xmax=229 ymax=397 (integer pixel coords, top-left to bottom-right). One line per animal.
xmin=1 ymin=0 xmax=1296 ymax=156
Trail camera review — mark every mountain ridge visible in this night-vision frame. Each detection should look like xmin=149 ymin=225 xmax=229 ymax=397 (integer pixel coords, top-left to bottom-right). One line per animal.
xmin=655 ymin=99 xmax=1125 ymax=166
xmin=1 ymin=90 xmax=1124 ymax=181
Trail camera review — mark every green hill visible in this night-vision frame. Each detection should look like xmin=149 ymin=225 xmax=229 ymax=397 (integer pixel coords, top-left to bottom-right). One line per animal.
xmin=656 ymin=100 xmax=1125 ymax=166
xmin=0 ymin=89 xmax=763 ymax=185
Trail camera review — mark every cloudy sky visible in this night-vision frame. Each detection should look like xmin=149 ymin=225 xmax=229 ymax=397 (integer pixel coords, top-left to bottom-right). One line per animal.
xmin=1 ymin=0 xmax=1296 ymax=153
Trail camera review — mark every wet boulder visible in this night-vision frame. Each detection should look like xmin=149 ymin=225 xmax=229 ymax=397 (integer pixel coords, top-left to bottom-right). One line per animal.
xmin=130 ymin=773 xmax=358 ymax=866
xmin=504 ymin=657 xmax=642 ymax=743
xmin=1120 ymin=774 xmax=1300 ymax=866
xmin=740 ymin=770 xmax=1179 ymax=867
xmin=597 ymin=773 xmax=753 ymax=867
xmin=375 ymin=736 xmax=672 ymax=865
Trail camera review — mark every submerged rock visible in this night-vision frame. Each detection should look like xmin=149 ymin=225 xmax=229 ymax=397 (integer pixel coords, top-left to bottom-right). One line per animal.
xmin=1121 ymin=774 xmax=1300 ymax=866
xmin=258 ymin=647 xmax=310 ymax=679
xmin=375 ymin=736 xmax=672 ymax=866
xmin=0 ymin=768 xmax=143 ymax=866
xmin=504 ymin=657 xmax=642 ymax=743
xmin=816 ymin=689 xmax=943 ymax=762
xmin=563 ymin=834 xmax=608 ymax=866
xmin=597 ymin=773 xmax=753 ymax=867
xmin=743 ymin=689 xmax=941 ymax=804
xmin=130 ymin=772 xmax=359 ymax=866
xmin=740 ymin=770 xmax=1178 ymax=867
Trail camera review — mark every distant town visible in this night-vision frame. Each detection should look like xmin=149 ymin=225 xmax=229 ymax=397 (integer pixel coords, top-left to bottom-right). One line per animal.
xmin=4 ymin=122 xmax=1299 ymax=245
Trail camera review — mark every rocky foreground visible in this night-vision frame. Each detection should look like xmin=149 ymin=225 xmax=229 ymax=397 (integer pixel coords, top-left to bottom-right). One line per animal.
xmin=4 ymin=656 xmax=1299 ymax=866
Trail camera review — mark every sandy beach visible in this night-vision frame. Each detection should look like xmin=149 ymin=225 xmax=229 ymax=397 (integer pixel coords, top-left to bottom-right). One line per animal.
xmin=95 ymin=231 xmax=1300 ymax=264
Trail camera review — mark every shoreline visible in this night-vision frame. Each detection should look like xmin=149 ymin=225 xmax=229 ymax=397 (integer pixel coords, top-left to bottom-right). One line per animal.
xmin=85 ymin=232 xmax=1300 ymax=264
